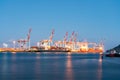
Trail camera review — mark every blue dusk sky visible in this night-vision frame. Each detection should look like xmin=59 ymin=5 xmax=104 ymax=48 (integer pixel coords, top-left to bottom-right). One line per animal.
xmin=0 ymin=0 xmax=120 ymax=50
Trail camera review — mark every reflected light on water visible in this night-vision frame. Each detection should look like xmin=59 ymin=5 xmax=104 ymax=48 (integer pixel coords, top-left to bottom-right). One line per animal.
xmin=98 ymin=55 xmax=103 ymax=80
xmin=36 ymin=54 xmax=40 ymax=59
xmin=67 ymin=52 xmax=72 ymax=55
xmin=99 ymin=58 xmax=102 ymax=63
xmin=11 ymin=52 xmax=16 ymax=54
xmin=2 ymin=54 xmax=8 ymax=74
xmin=36 ymin=52 xmax=40 ymax=54
xmin=35 ymin=55 xmax=41 ymax=76
xmin=99 ymin=54 xmax=103 ymax=63
xmin=12 ymin=53 xmax=17 ymax=61
xmin=65 ymin=55 xmax=74 ymax=80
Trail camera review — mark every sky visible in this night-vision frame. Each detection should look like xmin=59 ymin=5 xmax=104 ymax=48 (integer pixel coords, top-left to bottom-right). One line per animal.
xmin=0 ymin=0 xmax=120 ymax=50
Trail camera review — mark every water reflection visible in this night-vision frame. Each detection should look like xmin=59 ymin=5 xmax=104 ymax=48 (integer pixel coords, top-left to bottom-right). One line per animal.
xmin=0 ymin=52 xmax=105 ymax=80
xmin=11 ymin=53 xmax=17 ymax=61
xmin=11 ymin=53 xmax=17 ymax=73
xmin=67 ymin=52 xmax=72 ymax=55
xmin=11 ymin=52 xmax=16 ymax=54
xmin=36 ymin=53 xmax=40 ymax=59
xmin=2 ymin=54 xmax=8 ymax=74
xmin=65 ymin=55 xmax=74 ymax=80
xmin=35 ymin=54 xmax=41 ymax=78
xmin=97 ymin=55 xmax=103 ymax=80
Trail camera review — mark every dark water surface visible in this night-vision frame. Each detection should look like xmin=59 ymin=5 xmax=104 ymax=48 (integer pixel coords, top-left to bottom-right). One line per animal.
xmin=0 ymin=52 xmax=120 ymax=80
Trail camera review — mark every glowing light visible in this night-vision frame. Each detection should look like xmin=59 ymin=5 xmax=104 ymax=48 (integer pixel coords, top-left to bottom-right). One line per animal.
xmin=3 ymin=43 xmax=8 ymax=48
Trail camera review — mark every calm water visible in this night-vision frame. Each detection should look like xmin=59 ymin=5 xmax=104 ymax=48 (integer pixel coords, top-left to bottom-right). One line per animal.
xmin=0 ymin=52 xmax=120 ymax=80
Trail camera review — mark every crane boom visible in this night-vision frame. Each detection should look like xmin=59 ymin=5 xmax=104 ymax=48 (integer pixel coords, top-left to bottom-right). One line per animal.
xmin=64 ymin=32 xmax=68 ymax=42
xmin=27 ymin=28 xmax=32 ymax=41
xmin=49 ymin=29 xmax=54 ymax=42
xmin=70 ymin=31 xmax=75 ymax=42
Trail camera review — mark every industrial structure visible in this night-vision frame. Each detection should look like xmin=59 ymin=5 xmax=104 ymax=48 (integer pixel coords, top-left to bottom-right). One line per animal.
xmin=0 ymin=29 xmax=104 ymax=53
xmin=37 ymin=30 xmax=104 ymax=53
xmin=17 ymin=28 xmax=32 ymax=50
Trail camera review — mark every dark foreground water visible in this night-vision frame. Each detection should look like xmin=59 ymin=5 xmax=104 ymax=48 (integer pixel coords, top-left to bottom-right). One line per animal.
xmin=0 ymin=52 xmax=120 ymax=80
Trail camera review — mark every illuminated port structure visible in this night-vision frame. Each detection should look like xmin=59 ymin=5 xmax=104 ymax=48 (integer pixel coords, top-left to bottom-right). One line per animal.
xmin=0 ymin=28 xmax=32 ymax=52
xmin=0 ymin=29 xmax=104 ymax=53
xmin=37 ymin=30 xmax=104 ymax=53
xmin=38 ymin=29 xmax=55 ymax=50
xmin=17 ymin=28 xmax=32 ymax=50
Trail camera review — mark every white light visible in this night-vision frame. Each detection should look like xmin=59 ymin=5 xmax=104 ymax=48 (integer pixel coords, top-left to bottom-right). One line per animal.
xmin=3 ymin=43 xmax=8 ymax=48
xmin=13 ymin=41 xmax=16 ymax=44
xmin=37 ymin=42 xmax=40 ymax=47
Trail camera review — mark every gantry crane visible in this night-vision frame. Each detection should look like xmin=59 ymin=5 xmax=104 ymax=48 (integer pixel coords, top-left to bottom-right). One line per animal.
xmin=63 ymin=32 xmax=68 ymax=47
xmin=17 ymin=28 xmax=32 ymax=49
xmin=49 ymin=29 xmax=54 ymax=46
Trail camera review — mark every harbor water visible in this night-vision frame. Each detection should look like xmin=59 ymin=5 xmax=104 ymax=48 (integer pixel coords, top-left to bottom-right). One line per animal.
xmin=0 ymin=52 xmax=120 ymax=80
